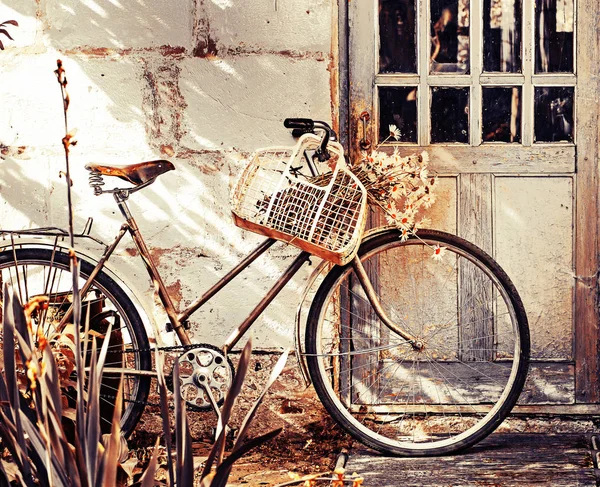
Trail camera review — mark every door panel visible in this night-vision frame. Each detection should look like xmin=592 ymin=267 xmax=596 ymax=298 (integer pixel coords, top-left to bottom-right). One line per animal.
xmin=495 ymin=177 xmax=573 ymax=360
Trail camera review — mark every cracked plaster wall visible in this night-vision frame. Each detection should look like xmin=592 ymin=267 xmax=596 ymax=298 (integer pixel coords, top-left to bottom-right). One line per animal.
xmin=0 ymin=0 xmax=335 ymax=349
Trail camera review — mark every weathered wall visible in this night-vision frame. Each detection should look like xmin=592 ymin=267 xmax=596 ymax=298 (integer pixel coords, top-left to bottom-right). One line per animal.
xmin=0 ymin=0 xmax=336 ymax=349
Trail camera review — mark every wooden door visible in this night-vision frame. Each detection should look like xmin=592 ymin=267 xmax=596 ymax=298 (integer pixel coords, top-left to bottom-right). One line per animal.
xmin=344 ymin=0 xmax=600 ymax=410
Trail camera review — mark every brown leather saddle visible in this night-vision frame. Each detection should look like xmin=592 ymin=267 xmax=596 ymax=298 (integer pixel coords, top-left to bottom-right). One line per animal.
xmin=85 ymin=160 xmax=175 ymax=186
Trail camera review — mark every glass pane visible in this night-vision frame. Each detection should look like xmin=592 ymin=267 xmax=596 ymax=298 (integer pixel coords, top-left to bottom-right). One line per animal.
xmin=534 ymin=87 xmax=574 ymax=142
xmin=482 ymin=87 xmax=522 ymax=142
xmin=430 ymin=87 xmax=469 ymax=143
xmin=378 ymin=87 xmax=418 ymax=143
xmin=379 ymin=0 xmax=417 ymax=73
xmin=430 ymin=0 xmax=470 ymax=74
xmin=535 ymin=0 xmax=574 ymax=73
xmin=483 ymin=0 xmax=522 ymax=72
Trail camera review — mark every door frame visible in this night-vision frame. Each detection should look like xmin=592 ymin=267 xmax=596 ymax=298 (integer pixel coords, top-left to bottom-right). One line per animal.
xmin=338 ymin=0 xmax=600 ymax=406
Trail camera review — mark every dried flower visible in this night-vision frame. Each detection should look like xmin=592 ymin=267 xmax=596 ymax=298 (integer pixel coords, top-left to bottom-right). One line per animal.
xmin=347 ymin=148 xmax=436 ymax=241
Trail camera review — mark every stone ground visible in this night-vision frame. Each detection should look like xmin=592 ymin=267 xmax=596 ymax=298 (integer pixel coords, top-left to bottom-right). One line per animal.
xmin=126 ymin=354 xmax=600 ymax=486
xmin=347 ymin=434 xmax=599 ymax=487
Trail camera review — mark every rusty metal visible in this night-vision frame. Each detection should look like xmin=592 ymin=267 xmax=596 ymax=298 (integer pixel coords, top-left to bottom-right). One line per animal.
xmin=114 ymin=193 xmax=191 ymax=346
xmin=86 ymin=160 xmax=175 ymax=186
xmin=359 ymin=110 xmax=371 ymax=151
xmin=178 ymin=238 xmax=276 ymax=323
xmin=223 ymin=251 xmax=312 ymax=353
xmin=351 ymin=255 xmax=420 ymax=348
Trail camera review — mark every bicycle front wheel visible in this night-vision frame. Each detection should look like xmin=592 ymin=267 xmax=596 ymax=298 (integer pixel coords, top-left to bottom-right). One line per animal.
xmin=306 ymin=229 xmax=530 ymax=456
xmin=0 ymin=247 xmax=152 ymax=437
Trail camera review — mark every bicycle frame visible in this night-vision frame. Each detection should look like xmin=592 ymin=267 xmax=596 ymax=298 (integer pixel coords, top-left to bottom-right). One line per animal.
xmin=110 ymin=190 xmax=418 ymax=351
xmin=1 ymin=184 xmax=419 ymax=365
xmin=60 ymin=190 xmax=314 ymax=354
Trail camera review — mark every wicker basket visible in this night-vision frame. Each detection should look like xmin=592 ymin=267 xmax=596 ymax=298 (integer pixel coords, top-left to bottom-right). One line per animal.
xmin=231 ymin=134 xmax=367 ymax=265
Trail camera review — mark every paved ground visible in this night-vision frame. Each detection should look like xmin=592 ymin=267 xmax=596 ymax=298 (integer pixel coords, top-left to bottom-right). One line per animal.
xmin=345 ymin=434 xmax=599 ymax=487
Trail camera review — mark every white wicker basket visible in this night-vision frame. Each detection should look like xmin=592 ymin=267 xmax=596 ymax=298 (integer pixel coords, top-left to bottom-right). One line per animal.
xmin=231 ymin=134 xmax=367 ymax=265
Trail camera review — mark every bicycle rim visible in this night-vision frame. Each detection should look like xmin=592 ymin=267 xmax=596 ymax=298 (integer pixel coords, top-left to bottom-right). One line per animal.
xmin=306 ymin=229 xmax=529 ymax=455
xmin=0 ymin=248 xmax=151 ymax=436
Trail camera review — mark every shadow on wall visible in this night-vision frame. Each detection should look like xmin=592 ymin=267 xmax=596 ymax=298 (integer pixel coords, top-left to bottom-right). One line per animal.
xmin=0 ymin=0 xmax=332 ymax=348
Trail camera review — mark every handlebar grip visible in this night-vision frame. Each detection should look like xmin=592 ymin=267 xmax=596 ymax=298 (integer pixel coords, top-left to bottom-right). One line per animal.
xmin=284 ymin=118 xmax=315 ymax=131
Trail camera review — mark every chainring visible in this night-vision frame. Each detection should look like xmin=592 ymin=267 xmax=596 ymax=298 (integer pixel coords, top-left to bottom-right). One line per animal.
xmin=170 ymin=344 xmax=235 ymax=411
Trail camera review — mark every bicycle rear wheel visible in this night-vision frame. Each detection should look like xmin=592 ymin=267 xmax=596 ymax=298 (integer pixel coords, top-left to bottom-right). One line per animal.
xmin=0 ymin=247 xmax=152 ymax=437
xmin=306 ymin=229 xmax=530 ymax=456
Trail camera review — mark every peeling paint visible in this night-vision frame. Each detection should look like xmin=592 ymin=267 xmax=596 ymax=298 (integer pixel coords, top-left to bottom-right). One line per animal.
xmin=221 ymin=46 xmax=327 ymax=61
xmin=193 ymin=0 xmax=219 ymax=58
xmin=166 ymin=279 xmax=183 ymax=308
xmin=124 ymin=246 xmax=175 ymax=267
xmin=141 ymin=59 xmax=188 ymax=149
xmin=0 ymin=145 xmax=27 ymax=160
xmin=178 ymin=150 xmax=227 ymax=174
xmin=63 ymin=45 xmax=187 ymax=58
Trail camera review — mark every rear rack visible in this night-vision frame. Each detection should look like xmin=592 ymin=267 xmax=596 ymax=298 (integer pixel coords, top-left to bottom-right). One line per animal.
xmin=0 ymin=218 xmax=106 ymax=246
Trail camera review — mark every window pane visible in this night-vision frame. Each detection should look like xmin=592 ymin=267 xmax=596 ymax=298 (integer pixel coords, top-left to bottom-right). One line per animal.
xmin=379 ymin=0 xmax=417 ymax=73
xmin=483 ymin=87 xmax=521 ymax=142
xmin=535 ymin=0 xmax=574 ymax=73
xmin=430 ymin=0 xmax=470 ymax=74
xmin=431 ymin=87 xmax=469 ymax=143
xmin=483 ymin=0 xmax=522 ymax=72
xmin=379 ymin=87 xmax=418 ymax=143
xmin=534 ymin=87 xmax=574 ymax=142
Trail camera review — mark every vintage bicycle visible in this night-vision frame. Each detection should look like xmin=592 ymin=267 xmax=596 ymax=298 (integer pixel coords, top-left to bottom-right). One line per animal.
xmin=0 ymin=119 xmax=529 ymax=456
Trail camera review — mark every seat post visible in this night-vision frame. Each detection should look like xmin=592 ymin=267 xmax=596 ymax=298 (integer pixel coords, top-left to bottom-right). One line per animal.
xmin=114 ymin=190 xmax=134 ymax=221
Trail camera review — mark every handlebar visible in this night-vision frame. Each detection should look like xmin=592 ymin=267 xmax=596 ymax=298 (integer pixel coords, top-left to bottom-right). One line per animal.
xmin=283 ymin=117 xmax=337 ymax=162
xmin=284 ymin=118 xmax=315 ymax=131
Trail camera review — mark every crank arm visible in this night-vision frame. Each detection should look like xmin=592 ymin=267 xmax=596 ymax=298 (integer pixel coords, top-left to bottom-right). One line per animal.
xmin=198 ymin=376 xmax=222 ymax=423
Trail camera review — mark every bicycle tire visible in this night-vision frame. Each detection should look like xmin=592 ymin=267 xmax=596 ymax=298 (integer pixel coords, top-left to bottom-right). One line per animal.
xmin=0 ymin=247 xmax=151 ymax=437
xmin=306 ymin=229 xmax=530 ymax=456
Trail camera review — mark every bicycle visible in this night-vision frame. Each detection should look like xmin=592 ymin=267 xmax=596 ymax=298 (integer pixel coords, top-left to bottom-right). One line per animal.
xmin=0 ymin=118 xmax=529 ymax=456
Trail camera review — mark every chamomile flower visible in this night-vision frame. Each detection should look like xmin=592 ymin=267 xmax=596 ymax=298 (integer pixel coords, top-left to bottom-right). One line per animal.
xmin=399 ymin=227 xmax=410 ymax=242
xmin=423 ymin=193 xmax=436 ymax=209
xmin=389 ymin=124 xmax=401 ymax=139
xmin=385 ymin=212 xmax=399 ymax=225
xmin=432 ymin=245 xmax=447 ymax=261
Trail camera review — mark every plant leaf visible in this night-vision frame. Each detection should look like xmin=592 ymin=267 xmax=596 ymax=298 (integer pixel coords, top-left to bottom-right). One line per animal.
xmin=233 ymin=349 xmax=290 ymax=451
xmin=84 ymin=338 xmax=100 ymax=487
xmin=21 ymin=410 xmax=71 ymax=487
xmin=155 ymin=351 xmax=175 ymax=486
xmin=210 ymin=428 xmax=283 ymax=487
xmin=139 ymin=438 xmax=161 ymax=487
xmin=2 ymin=286 xmax=32 ymax=482
xmin=0 ymin=20 xmax=18 ymax=27
xmin=201 ymin=338 xmax=252 ymax=479
xmin=100 ymin=375 xmax=122 ymax=487
xmin=0 ymin=29 xmax=13 ymax=40
xmin=173 ymin=363 xmax=194 ymax=487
